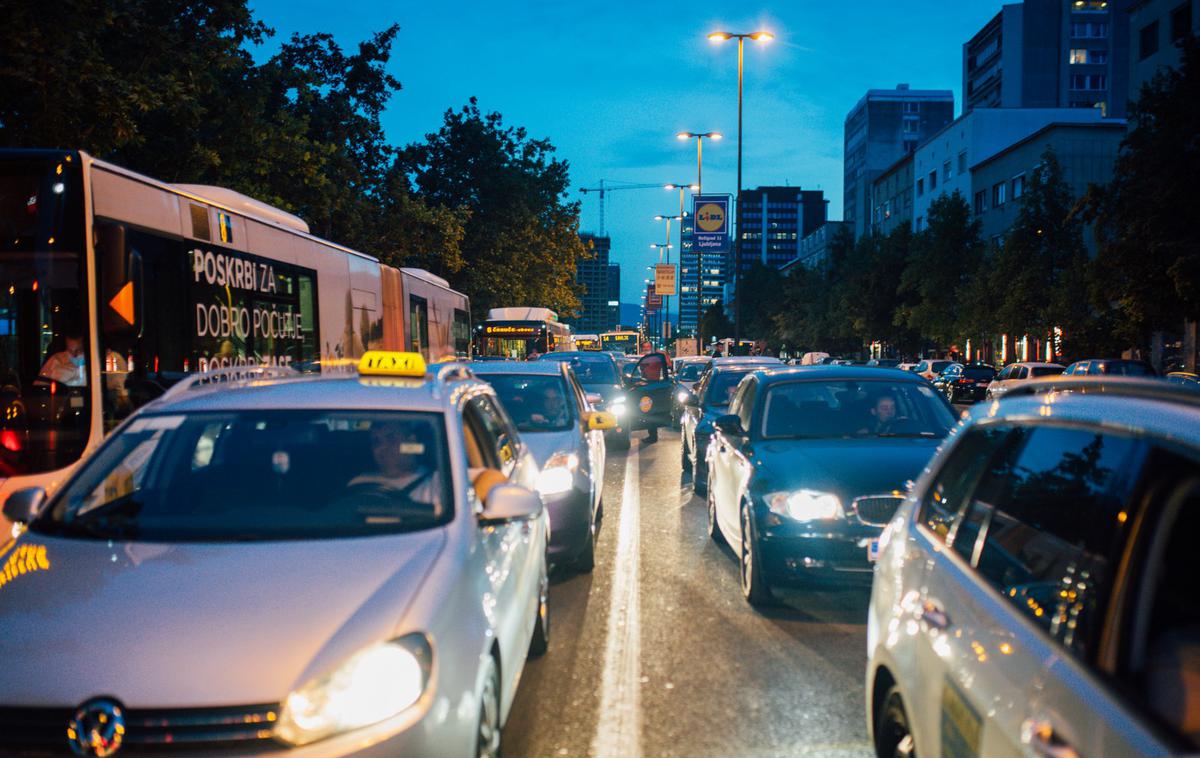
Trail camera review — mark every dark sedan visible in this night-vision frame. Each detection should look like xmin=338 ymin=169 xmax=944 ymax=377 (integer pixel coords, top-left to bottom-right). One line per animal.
xmin=705 ymin=366 xmax=956 ymax=606
xmin=539 ymin=351 xmax=631 ymax=447
xmin=932 ymin=362 xmax=996 ymax=403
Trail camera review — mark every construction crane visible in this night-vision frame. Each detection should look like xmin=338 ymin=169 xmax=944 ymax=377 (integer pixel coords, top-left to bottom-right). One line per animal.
xmin=579 ymin=180 xmax=667 ymax=237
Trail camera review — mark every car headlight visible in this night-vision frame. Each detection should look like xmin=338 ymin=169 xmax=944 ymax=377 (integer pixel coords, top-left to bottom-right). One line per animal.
xmin=766 ymin=490 xmax=843 ymax=521
xmin=276 ymin=634 xmax=432 ymax=746
xmin=676 ymin=390 xmax=689 ymax=403
xmin=536 ymin=452 xmax=579 ymax=496
xmin=609 ymin=395 xmax=627 ymax=417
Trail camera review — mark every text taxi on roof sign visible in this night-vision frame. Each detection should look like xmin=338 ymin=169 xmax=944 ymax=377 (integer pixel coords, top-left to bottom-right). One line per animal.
xmin=358 ymin=350 xmax=428 ymax=378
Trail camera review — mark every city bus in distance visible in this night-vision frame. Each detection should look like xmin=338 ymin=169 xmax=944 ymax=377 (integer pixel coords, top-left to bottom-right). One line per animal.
xmin=602 ymin=330 xmax=640 ymax=355
xmin=474 ymin=307 xmax=574 ymax=359
xmin=0 ymin=148 xmax=470 ymax=508
xmin=574 ymin=334 xmax=602 ymax=351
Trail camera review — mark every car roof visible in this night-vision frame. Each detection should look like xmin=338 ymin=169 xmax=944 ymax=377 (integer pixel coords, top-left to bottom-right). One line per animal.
xmin=751 ymin=365 xmax=929 ymax=386
xmin=709 ymin=356 xmax=781 ymax=365
xmin=471 ymin=360 xmax=568 ymax=377
xmin=1006 ymin=361 xmax=1064 ymax=368
xmin=968 ymin=378 xmax=1200 ymax=448
xmin=539 ymin=351 xmax=613 ymax=361
xmin=149 ymin=372 xmax=483 ymax=414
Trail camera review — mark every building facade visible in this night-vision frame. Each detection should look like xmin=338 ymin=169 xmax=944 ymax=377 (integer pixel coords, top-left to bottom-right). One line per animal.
xmin=868 ymin=154 xmax=915 ymax=237
xmin=844 ymin=84 xmax=955 ymax=241
xmin=735 ymin=186 xmax=828 ymax=272
xmin=573 ymin=234 xmax=611 ymax=334
xmin=912 ymin=107 xmax=1115 ymax=231
xmin=963 ymin=0 xmax=1131 ymax=117
xmin=970 ymin=120 xmax=1126 ymax=251
xmin=781 ymin=221 xmax=852 ymax=273
xmin=678 ymin=211 xmax=725 ymax=334
xmin=1129 ymin=0 xmax=1198 ymax=96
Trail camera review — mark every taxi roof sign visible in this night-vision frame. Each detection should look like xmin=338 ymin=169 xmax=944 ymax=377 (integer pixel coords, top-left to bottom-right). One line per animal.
xmin=358 ymin=351 xmax=427 ymax=378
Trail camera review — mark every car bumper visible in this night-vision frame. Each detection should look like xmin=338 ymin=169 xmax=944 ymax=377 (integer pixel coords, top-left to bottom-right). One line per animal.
xmin=543 ymin=486 xmax=592 ymax=561
xmin=758 ymin=520 xmax=882 ymax=585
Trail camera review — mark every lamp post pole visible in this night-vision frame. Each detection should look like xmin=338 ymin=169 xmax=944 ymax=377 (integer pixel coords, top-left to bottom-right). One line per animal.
xmin=676 ymin=133 xmax=722 ymax=354
xmin=665 ymin=183 xmax=697 ymax=351
xmin=708 ymin=30 xmax=773 ymax=348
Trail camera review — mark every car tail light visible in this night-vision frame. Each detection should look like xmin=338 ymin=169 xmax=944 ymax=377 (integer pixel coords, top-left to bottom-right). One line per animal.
xmin=1 ymin=430 xmax=21 ymax=452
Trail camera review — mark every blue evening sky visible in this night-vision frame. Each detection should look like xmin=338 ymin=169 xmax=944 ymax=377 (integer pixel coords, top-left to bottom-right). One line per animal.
xmin=248 ymin=1 xmax=1000 ymax=305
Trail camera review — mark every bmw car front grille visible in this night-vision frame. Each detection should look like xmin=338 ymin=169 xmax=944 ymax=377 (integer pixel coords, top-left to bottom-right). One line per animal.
xmin=851 ymin=495 xmax=904 ymax=526
xmin=0 ymin=702 xmax=283 ymax=754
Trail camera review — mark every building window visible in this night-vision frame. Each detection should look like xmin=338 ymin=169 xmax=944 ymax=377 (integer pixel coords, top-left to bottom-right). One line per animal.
xmin=1012 ymin=173 xmax=1026 ymax=199
xmin=1171 ymin=3 xmax=1192 ymax=43
xmin=943 ymin=160 xmax=952 ymax=182
xmin=1070 ymin=73 xmax=1108 ymax=90
xmin=1091 ymin=49 xmax=1109 ymax=63
xmin=992 ymin=181 xmax=1007 ymax=207
xmin=974 ymin=190 xmax=987 ymax=215
xmin=1070 ymin=48 xmax=1088 ymax=64
xmin=1069 ymin=48 xmax=1107 ymax=64
xmin=929 ymin=170 xmax=938 ymax=190
xmin=902 ymin=117 xmax=919 ymax=134
xmin=902 ymin=101 xmax=920 ymax=114
xmin=1072 ymin=21 xmax=1108 ymax=37
xmin=1140 ymin=20 xmax=1160 ymax=59
xmin=958 ymin=151 xmax=968 ymax=174
xmin=916 ymin=177 xmax=924 ymax=196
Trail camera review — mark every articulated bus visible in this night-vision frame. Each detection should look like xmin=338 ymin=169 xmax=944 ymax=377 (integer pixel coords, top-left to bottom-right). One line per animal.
xmin=573 ymin=334 xmax=601 ymax=351
xmin=474 ymin=307 xmax=574 ymax=359
xmin=601 ymin=330 xmax=640 ymax=355
xmin=0 ymin=148 xmax=469 ymax=507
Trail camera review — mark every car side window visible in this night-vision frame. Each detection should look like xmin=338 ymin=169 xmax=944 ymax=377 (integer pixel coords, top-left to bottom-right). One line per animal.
xmin=734 ymin=378 xmax=757 ymax=431
xmin=471 ymin=396 xmax=518 ymax=472
xmin=1016 ymin=366 xmax=1030 ymax=380
xmin=918 ymin=425 xmax=1012 ymax=542
xmin=916 ymin=361 xmax=928 ymax=373
xmin=972 ymin=425 xmax=1146 ymax=658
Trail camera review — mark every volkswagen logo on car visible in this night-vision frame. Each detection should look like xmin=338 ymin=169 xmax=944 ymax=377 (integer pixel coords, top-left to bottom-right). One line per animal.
xmin=67 ymin=697 xmax=126 ymax=757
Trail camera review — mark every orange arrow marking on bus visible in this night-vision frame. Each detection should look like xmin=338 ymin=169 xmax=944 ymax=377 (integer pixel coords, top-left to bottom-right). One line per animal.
xmin=109 ymin=282 xmax=134 ymax=325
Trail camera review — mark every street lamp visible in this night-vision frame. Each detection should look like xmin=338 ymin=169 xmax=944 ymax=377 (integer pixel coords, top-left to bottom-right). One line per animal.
xmin=677 ymin=133 xmax=721 ymax=352
xmin=650 ymin=238 xmax=675 ymax=340
xmin=708 ymin=29 xmax=773 ymax=346
xmin=664 ymin=184 xmax=697 ymax=340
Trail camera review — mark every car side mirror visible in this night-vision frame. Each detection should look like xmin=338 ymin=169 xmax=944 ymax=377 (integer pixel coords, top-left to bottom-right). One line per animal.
xmin=3 ymin=487 xmax=47 ymax=524
xmin=585 ymin=392 xmax=604 ymax=408
xmin=713 ymin=414 xmax=745 ymax=436
xmin=479 ymin=483 xmax=543 ymax=524
xmin=585 ymin=410 xmax=618 ymax=431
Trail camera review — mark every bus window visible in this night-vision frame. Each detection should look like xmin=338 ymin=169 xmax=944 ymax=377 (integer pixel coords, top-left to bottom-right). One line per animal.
xmin=409 ymin=295 xmax=429 ymax=355
xmin=453 ymin=308 xmax=471 ymax=357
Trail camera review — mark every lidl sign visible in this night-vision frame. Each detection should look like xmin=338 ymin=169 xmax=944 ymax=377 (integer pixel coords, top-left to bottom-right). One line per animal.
xmin=693 ymin=194 xmax=730 ymax=254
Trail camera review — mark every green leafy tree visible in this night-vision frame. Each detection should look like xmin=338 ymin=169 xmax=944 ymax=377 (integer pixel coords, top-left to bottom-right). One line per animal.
xmin=700 ymin=303 xmax=734 ymax=347
xmin=402 ymin=99 xmax=584 ymax=320
xmin=840 ymin=226 xmax=920 ymax=355
xmin=738 ymin=262 xmax=786 ymax=345
xmin=1084 ymin=36 xmax=1200 ymax=345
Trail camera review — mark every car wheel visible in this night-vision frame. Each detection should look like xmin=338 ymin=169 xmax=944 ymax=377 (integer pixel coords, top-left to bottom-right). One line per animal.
xmin=707 ymin=484 xmax=725 ymax=546
xmin=681 ymin=436 xmax=693 ymax=472
xmin=739 ymin=500 xmax=775 ymax=607
xmin=575 ymin=508 xmax=597 ymax=574
xmin=476 ymin=656 xmax=502 ymax=758
xmin=528 ymin=557 xmax=550 ymax=656
xmin=874 ymin=685 xmax=916 ymax=758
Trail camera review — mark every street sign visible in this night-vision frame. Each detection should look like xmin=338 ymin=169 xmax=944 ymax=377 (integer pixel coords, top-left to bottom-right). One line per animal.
xmin=675 ymin=337 xmax=699 ymax=357
xmin=693 ymin=194 xmax=731 ymax=255
xmin=654 ymin=264 xmax=676 ymax=295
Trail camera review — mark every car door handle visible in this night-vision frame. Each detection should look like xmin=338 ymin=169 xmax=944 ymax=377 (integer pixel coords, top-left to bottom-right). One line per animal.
xmin=917 ymin=599 xmax=950 ymax=630
xmin=1021 ymin=719 xmax=1080 ymax=758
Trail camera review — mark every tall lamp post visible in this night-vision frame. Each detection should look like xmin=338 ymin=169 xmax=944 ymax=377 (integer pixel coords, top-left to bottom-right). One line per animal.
xmin=707 ymin=29 xmax=773 ymax=346
xmin=676 ymin=132 xmax=722 ymax=353
xmin=651 ymin=218 xmax=679 ymax=341
xmin=664 ymin=183 xmax=698 ymax=345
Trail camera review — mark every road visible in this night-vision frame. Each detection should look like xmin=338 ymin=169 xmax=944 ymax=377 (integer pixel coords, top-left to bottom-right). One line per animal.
xmin=503 ymin=428 xmax=874 ymax=758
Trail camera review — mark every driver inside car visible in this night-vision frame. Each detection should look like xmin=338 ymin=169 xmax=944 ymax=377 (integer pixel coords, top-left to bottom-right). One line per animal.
xmin=346 ymin=421 xmax=438 ymax=507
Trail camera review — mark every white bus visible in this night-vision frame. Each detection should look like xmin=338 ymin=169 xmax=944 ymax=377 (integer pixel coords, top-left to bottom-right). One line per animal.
xmin=474 ymin=307 xmax=574 ymax=359
xmin=0 ymin=148 xmax=469 ymax=507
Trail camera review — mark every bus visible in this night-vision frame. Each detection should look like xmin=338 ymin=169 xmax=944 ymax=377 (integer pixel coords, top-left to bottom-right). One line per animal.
xmin=0 ymin=148 xmax=469 ymax=507
xmin=474 ymin=307 xmax=573 ymax=358
xmin=601 ymin=330 xmax=640 ymax=355
xmin=573 ymin=334 xmax=602 ymax=351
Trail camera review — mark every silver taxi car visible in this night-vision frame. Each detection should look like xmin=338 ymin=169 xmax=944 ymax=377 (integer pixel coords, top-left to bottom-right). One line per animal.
xmin=0 ymin=352 xmax=549 ymax=758
xmin=867 ymin=378 xmax=1200 ymax=758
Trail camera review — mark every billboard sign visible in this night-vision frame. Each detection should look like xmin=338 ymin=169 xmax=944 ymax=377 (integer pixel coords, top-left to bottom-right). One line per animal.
xmin=654 ymin=264 xmax=676 ymax=295
xmin=693 ymin=194 xmax=731 ymax=255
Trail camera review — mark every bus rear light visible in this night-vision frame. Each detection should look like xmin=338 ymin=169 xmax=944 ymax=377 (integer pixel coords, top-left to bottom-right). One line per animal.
xmin=1 ymin=430 xmax=22 ymax=452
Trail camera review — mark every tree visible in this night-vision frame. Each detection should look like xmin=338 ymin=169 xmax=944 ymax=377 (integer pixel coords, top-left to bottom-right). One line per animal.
xmin=738 ymin=262 xmax=786 ymax=345
xmin=896 ymin=192 xmax=984 ymax=348
xmin=840 ymin=226 xmax=920 ymax=355
xmin=1084 ymin=35 xmax=1200 ymax=345
xmin=700 ymin=304 xmax=734 ymax=347
xmin=402 ymin=99 xmax=585 ymax=320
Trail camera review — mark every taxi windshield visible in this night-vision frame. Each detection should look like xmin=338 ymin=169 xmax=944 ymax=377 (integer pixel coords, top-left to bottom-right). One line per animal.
xmin=761 ymin=380 xmax=956 ymax=439
xmin=678 ymin=363 xmax=707 ymax=381
xmin=480 ymin=374 xmax=574 ymax=433
xmin=33 ymin=410 xmax=452 ymax=541
xmin=542 ymin=355 xmax=617 ymax=385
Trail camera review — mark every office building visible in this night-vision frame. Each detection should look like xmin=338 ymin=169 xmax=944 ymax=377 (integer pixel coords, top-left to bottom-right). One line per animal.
xmin=869 ymin=154 xmax=915 ymax=237
xmin=573 ymin=234 xmax=611 ymax=334
xmin=781 ymin=221 xmax=853 ymax=273
xmin=736 ymin=186 xmax=829 ymax=271
xmin=970 ymin=119 xmax=1126 ymax=252
xmin=606 ymin=264 xmax=621 ymax=330
xmin=844 ymin=85 xmax=955 ymax=240
xmin=963 ymin=0 xmax=1131 ymax=117
xmin=678 ymin=212 xmax=725 ymax=334
xmin=1129 ymin=0 xmax=1198 ymax=96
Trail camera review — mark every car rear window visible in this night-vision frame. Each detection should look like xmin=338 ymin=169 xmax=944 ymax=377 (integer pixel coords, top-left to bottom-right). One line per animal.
xmin=963 ymin=367 xmax=996 ymax=380
xmin=1031 ymin=366 xmax=1065 ymax=377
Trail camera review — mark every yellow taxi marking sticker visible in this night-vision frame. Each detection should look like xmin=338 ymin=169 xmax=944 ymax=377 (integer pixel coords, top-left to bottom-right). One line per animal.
xmin=358 ymin=351 xmax=427 ymax=378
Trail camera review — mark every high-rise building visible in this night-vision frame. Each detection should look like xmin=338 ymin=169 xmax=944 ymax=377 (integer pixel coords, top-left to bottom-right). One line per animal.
xmin=573 ymin=234 xmax=611 ymax=334
xmin=606 ymin=264 xmax=621 ymax=329
xmin=844 ymin=85 xmax=955 ymax=240
xmin=678 ymin=212 xmax=725 ymax=334
xmin=1129 ymin=0 xmax=1198 ymax=97
xmin=735 ymin=186 xmax=828 ymax=271
xmin=963 ymin=0 xmax=1131 ymax=117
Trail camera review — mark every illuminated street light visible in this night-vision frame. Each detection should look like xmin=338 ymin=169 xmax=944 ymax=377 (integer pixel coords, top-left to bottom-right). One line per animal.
xmin=677 ymin=132 xmax=721 ymax=348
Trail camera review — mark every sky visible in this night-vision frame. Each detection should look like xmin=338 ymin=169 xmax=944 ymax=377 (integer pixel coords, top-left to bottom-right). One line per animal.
xmin=248 ymin=0 xmax=1001 ymax=306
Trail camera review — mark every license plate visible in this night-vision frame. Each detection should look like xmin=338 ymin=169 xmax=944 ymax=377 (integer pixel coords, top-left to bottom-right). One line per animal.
xmin=868 ymin=538 xmax=880 ymax=562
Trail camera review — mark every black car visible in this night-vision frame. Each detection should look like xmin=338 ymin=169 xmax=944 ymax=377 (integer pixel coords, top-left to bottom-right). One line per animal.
xmin=705 ymin=366 xmax=956 ymax=605
xmin=933 ymin=362 xmax=996 ymax=403
xmin=540 ymin=351 xmax=631 ymax=447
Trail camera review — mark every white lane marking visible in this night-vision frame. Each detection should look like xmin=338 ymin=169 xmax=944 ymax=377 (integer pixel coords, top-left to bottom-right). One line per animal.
xmin=590 ymin=442 xmax=642 ymax=758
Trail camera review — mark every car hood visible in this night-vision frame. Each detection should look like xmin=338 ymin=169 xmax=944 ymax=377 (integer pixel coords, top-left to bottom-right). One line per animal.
xmin=0 ymin=529 xmax=445 ymax=707
xmin=520 ymin=428 xmax=582 ymax=468
xmin=581 ymin=383 xmax=623 ymax=402
xmin=751 ymin=437 xmax=943 ymax=500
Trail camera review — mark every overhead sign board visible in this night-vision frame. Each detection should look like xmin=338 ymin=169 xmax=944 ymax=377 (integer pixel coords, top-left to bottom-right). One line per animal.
xmin=693 ymin=194 xmax=731 ymax=255
xmin=654 ymin=264 xmax=676 ymax=296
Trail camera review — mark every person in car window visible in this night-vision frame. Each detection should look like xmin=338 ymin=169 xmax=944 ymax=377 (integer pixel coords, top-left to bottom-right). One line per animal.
xmin=346 ymin=422 xmax=436 ymax=506
xmin=39 ymin=332 xmax=87 ymax=387
xmin=861 ymin=394 xmax=901 ymax=435
xmin=530 ymin=384 xmax=569 ymax=427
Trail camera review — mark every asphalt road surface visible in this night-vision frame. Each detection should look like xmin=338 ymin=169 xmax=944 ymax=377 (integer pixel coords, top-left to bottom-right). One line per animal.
xmin=502 ymin=428 xmax=874 ymax=758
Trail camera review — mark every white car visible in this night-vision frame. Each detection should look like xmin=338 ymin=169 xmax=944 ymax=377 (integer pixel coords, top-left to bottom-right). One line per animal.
xmin=984 ymin=361 xmax=1065 ymax=400
xmin=866 ymin=378 xmax=1200 ymax=757
xmin=0 ymin=353 xmax=549 ymax=757
xmin=912 ymin=359 xmax=955 ymax=382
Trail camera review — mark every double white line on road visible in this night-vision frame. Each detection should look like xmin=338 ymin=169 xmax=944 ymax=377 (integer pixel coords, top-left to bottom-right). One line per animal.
xmin=590 ymin=442 xmax=642 ymax=758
